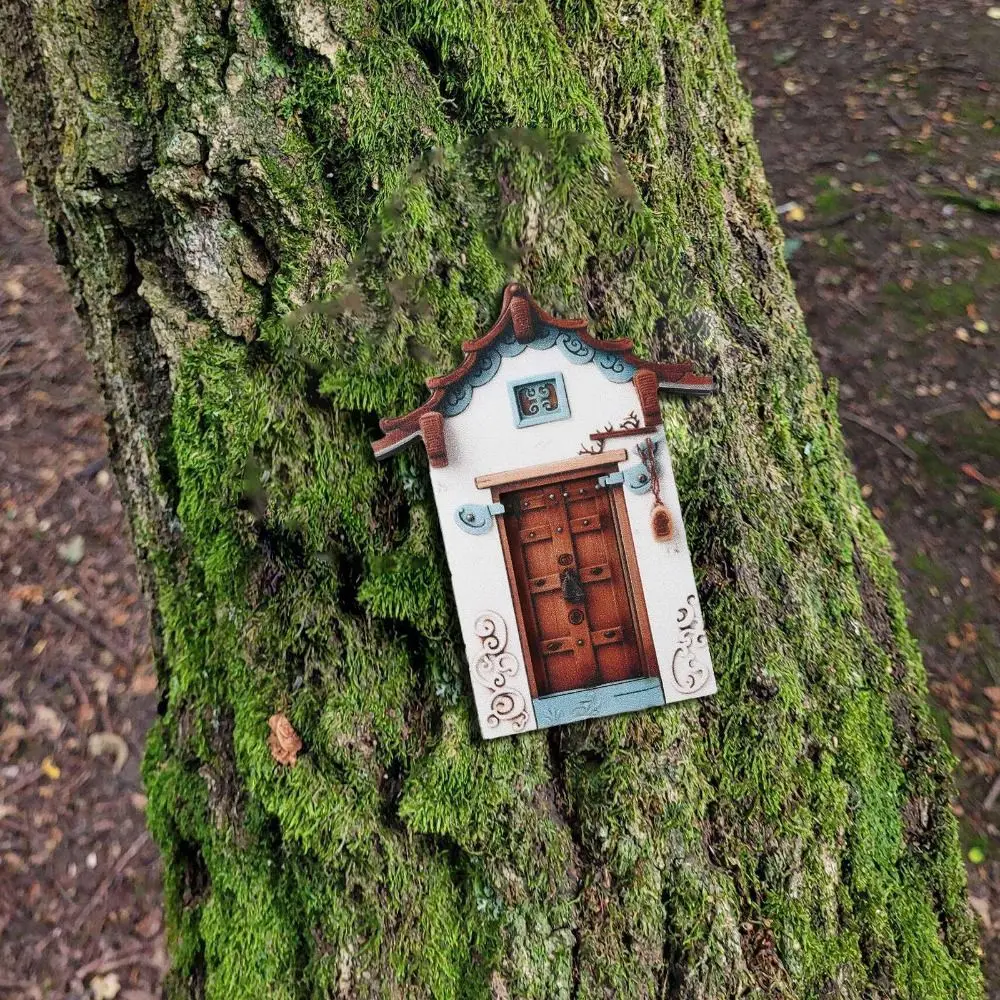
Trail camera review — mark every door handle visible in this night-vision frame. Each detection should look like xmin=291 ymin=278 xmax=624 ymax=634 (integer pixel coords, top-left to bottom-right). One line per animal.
xmin=560 ymin=568 xmax=585 ymax=604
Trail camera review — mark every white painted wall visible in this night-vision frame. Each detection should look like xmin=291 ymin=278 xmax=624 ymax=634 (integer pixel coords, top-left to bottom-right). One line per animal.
xmin=430 ymin=345 xmax=715 ymax=738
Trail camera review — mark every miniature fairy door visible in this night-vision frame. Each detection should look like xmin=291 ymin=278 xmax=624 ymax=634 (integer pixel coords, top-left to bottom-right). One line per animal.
xmin=373 ymin=283 xmax=717 ymax=738
xmin=495 ymin=468 xmax=656 ymax=698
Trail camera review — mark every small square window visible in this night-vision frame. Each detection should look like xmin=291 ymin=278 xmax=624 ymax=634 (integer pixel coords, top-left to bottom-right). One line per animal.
xmin=508 ymin=372 xmax=570 ymax=428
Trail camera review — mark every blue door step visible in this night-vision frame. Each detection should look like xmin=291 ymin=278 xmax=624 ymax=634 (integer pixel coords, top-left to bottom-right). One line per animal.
xmin=532 ymin=677 xmax=665 ymax=729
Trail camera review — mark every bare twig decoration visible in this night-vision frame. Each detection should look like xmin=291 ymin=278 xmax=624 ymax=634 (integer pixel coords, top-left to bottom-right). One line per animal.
xmin=637 ymin=437 xmax=672 ymax=540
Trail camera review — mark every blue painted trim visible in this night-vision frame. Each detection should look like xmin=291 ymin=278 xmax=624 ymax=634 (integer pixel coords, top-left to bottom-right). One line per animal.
xmin=440 ymin=381 xmax=474 ymax=417
xmin=507 ymin=371 xmax=571 ymax=429
xmin=597 ymin=471 xmax=624 ymax=488
xmin=623 ymin=462 xmax=653 ymax=494
xmin=436 ymin=323 xmax=640 ymax=421
xmin=555 ymin=332 xmax=596 ymax=365
xmin=454 ymin=502 xmax=505 ymax=535
xmin=593 ymin=349 xmax=636 ymax=383
xmin=494 ymin=327 xmax=527 ymax=357
xmin=529 ymin=324 xmax=562 ymax=350
xmin=466 ymin=346 xmax=502 ymax=388
xmin=532 ymin=677 xmax=665 ymax=729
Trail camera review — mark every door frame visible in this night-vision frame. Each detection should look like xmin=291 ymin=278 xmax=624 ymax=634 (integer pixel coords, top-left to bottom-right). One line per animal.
xmin=481 ymin=454 xmax=659 ymax=699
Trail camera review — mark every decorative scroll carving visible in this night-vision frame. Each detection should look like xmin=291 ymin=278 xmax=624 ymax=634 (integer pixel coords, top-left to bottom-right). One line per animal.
xmin=494 ymin=325 xmax=528 ymax=357
xmin=439 ymin=347 xmax=503 ymax=416
xmin=441 ymin=380 xmax=474 ymax=416
xmin=671 ymin=595 xmax=709 ymax=693
xmin=472 ymin=612 xmax=530 ymax=731
xmin=488 ymin=690 xmax=529 ymax=729
xmin=467 ymin=346 xmax=502 ymax=387
xmin=593 ymin=349 xmax=636 ymax=383
xmin=438 ymin=328 xmax=642 ymax=426
xmin=515 ymin=378 xmax=560 ymax=417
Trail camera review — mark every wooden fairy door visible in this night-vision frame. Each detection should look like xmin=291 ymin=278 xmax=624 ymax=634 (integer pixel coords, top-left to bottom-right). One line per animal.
xmin=500 ymin=471 xmax=657 ymax=696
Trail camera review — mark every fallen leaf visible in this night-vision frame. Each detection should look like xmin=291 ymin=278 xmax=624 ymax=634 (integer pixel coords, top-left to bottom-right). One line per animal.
xmin=57 ymin=534 xmax=86 ymax=565
xmin=40 ymin=756 xmax=60 ymax=780
xmin=9 ymin=584 xmax=44 ymax=605
xmin=2 ymin=277 xmax=25 ymax=300
xmin=980 ymin=400 xmax=1000 ymax=422
xmin=268 ymin=713 xmax=302 ymax=767
xmin=130 ymin=669 xmax=158 ymax=696
xmin=90 ymin=972 xmax=121 ymax=1000
xmin=962 ymin=464 xmax=1000 ymax=490
xmin=988 ymin=6 xmax=1000 ymax=18
xmin=87 ymin=732 xmax=130 ymax=773
xmin=969 ymin=845 xmax=986 ymax=864
xmin=136 ymin=908 xmax=162 ymax=939
xmin=31 ymin=705 xmax=64 ymax=741
xmin=947 ymin=632 xmax=962 ymax=649
xmin=0 ymin=723 xmax=27 ymax=751
xmin=951 ymin=720 xmax=978 ymax=740
xmin=986 ymin=686 xmax=1000 ymax=706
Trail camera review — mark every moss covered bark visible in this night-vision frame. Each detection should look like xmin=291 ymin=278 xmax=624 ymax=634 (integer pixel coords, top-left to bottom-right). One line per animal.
xmin=0 ymin=1 xmax=984 ymax=996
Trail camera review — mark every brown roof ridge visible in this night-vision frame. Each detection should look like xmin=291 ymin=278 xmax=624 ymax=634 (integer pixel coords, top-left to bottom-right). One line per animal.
xmin=372 ymin=283 xmax=715 ymax=459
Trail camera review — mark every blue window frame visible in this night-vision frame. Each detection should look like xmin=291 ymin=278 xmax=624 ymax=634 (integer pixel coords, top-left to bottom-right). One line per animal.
xmin=507 ymin=372 xmax=570 ymax=428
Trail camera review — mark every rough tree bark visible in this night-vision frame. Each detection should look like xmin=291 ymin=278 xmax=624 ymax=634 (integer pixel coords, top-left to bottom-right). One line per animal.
xmin=0 ymin=1 xmax=985 ymax=997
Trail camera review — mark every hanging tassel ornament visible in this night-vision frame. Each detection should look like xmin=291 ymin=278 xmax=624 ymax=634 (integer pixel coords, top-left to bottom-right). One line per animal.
xmin=637 ymin=438 xmax=672 ymax=541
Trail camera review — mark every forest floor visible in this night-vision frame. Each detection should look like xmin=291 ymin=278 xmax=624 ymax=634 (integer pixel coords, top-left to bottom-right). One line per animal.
xmin=0 ymin=0 xmax=998 ymax=997
xmin=0 ymin=105 xmax=163 ymax=1000
xmin=728 ymin=0 xmax=1000 ymax=990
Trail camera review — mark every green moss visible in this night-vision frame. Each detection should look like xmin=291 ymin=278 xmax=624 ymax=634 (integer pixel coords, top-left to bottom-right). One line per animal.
xmin=909 ymin=551 xmax=952 ymax=587
xmin=812 ymin=177 xmax=854 ymax=218
xmin=880 ymin=279 xmax=977 ymax=326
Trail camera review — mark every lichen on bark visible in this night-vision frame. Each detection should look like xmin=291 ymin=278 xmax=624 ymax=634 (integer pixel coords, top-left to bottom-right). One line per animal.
xmin=0 ymin=0 xmax=984 ymax=997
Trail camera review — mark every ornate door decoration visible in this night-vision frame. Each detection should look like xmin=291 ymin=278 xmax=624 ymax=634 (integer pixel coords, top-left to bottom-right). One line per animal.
xmin=373 ymin=284 xmax=717 ymax=738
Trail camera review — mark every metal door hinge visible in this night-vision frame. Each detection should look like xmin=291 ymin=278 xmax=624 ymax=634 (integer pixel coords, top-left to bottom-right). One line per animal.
xmin=455 ymin=502 xmax=505 ymax=534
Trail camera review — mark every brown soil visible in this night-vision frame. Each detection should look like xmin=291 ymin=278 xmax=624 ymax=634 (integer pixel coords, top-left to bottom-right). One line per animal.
xmin=728 ymin=0 xmax=1000 ymax=991
xmin=1 ymin=0 xmax=998 ymax=995
xmin=0 ymin=100 xmax=162 ymax=998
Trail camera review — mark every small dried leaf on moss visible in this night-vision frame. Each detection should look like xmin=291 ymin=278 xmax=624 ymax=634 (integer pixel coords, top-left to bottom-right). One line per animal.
xmin=268 ymin=713 xmax=302 ymax=766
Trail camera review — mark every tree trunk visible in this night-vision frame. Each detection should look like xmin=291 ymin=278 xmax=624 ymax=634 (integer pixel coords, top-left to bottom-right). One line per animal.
xmin=0 ymin=1 xmax=983 ymax=997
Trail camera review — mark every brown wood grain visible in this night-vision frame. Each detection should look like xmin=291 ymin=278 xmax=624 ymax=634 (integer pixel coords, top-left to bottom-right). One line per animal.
xmin=496 ymin=469 xmax=654 ymax=696
xmin=475 ymin=450 xmax=627 ymax=490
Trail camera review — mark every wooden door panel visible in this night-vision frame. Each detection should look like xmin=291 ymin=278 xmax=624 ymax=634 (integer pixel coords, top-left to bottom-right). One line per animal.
xmin=594 ymin=642 xmax=636 ymax=684
xmin=502 ymin=471 xmax=648 ymax=696
xmin=543 ymin=646 xmax=593 ymax=692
